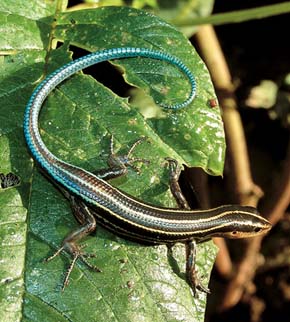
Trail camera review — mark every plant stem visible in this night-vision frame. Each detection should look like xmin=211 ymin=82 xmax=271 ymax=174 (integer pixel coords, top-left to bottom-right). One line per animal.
xmin=173 ymin=2 xmax=290 ymax=26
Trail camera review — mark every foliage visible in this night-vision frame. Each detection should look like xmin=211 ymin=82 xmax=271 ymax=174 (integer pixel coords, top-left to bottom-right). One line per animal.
xmin=0 ymin=1 xmax=225 ymax=321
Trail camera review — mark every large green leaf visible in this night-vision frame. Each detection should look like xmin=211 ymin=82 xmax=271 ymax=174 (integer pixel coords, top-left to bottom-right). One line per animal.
xmin=0 ymin=3 xmax=224 ymax=322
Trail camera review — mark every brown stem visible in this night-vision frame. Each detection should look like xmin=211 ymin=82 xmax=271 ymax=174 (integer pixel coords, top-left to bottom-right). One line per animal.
xmin=219 ymin=237 xmax=263 ymax=310
xmin=195 ymin=25 xmax=266 ymax=309
xmin=225 ymin=143 xmax=290 ymax=309
xmin=213 ymin=238 xmax=233 ymax=278
xmin=262 ymin=139 xmax=290 ymax=225
xmin=195 ymin=25 xmax=264 ymax=205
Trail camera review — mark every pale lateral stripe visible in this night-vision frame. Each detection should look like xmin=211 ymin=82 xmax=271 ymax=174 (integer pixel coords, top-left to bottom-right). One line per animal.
xmin=51 ymin=161 xmax=268 ymax=233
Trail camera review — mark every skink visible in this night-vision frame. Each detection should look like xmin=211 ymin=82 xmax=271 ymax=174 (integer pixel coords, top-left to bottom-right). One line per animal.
xmin=24 ymin=47 xmax=271 ymax=294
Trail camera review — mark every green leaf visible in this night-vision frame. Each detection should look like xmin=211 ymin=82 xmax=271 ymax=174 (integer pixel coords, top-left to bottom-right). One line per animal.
xmin=0 ymin=0 xmax=67 ymax=19
xmin=0 ymin=3 xmax=224 ymax=322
